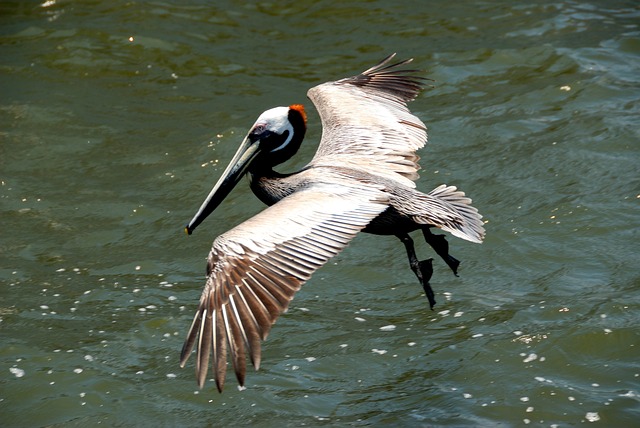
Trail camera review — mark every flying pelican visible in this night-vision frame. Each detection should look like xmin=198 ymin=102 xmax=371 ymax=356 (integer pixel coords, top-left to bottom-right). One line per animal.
xmin=180 ymin=54 xmax=484 ymax=392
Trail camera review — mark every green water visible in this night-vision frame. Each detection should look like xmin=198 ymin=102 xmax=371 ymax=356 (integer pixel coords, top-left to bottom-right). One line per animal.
xmin=1 ymin=1 xmax=639 ymax=426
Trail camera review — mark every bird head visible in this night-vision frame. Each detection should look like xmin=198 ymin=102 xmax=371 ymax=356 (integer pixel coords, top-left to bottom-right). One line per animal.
xmin=185 ymin=105 xmax=307 ymax=235
xmin=247 ymin=104 xmax=307 ymax=168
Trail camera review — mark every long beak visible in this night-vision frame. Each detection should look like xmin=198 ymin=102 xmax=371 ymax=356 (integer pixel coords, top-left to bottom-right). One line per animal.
xmin=185 ymin=135 xmax=260 ymax=235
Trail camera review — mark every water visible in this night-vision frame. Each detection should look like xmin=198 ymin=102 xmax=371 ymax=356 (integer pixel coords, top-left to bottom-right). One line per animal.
xmin=1 ymin=1 xmax=639 ymax=426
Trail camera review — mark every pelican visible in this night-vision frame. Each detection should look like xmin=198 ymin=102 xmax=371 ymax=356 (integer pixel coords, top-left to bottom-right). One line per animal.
xmin=180 ymin=54 xmax=484 ymax=392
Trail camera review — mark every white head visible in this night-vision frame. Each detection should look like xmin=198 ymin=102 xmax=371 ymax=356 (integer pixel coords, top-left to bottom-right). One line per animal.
xmin=186 ymin=104 xmax=307 ymax=234
xmin=251 ymin=106 xmax=296 ymax=152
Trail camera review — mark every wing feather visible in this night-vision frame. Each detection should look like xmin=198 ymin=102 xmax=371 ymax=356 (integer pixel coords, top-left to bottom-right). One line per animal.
xmin=308 ymin=53 xmax=430 ymax=187
xmin=180 ymin=183 xmax=388 ymax=391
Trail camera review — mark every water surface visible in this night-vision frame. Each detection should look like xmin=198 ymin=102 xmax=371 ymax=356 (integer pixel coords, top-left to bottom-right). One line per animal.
xmin=1 ymin=1 xmax=639 ymax=426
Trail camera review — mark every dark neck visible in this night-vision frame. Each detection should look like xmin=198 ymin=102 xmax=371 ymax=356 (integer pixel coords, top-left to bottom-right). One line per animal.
xmin=248 ymin=170 xmax=294 ymax=206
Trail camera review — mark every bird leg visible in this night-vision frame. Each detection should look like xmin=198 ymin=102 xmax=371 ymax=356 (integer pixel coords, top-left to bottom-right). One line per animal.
xmin=422 ymin=228 xmax=460 ymax=276
xmin=397 ymin=233 xmax=436 ymax=309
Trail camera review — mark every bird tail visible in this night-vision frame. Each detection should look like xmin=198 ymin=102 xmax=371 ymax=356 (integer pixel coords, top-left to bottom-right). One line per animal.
xmin=415 ymin=184 xmax=485 ymax=243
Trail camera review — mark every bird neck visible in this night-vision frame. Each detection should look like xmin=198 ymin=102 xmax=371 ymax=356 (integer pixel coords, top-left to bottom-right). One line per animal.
xmin=248 ymin=170 xmax=296 ymax=206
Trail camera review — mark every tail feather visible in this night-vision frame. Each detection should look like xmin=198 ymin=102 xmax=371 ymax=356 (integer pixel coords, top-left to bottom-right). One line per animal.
xmin=416 ymin=184 xmax=485 ymax=243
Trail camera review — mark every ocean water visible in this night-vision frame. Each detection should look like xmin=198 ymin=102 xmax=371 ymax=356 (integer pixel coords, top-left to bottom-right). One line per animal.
xmin=1 ymin=1 xmax=639 ymax=426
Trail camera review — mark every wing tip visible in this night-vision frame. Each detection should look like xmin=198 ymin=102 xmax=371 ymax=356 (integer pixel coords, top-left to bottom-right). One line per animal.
xmin=342 ymin=53 xmax=430 ymax=102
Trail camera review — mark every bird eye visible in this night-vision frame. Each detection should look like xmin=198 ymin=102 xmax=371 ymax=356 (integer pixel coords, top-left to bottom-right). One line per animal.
xmin=249 ymin=124 xmax=269 ymax=142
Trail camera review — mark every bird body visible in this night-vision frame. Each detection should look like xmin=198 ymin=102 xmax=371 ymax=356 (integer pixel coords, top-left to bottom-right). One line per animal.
xmin=180 ymin=54 xmax=484 ymax=392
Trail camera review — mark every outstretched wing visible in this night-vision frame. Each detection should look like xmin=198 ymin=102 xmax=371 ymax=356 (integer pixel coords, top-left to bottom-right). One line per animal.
xmin=308 ymin=53 xmax=429 ymax=188
xmin=180 ymin=180 xmax=388 ymax=392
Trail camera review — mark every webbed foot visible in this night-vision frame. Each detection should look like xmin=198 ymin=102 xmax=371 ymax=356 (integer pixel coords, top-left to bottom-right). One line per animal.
xmin=418 ymin=258 xmax=436 ymax=308
xmin=422 ymin=228 xmax=460 ymax=276
xmin=397 ymin=233 xmax=438 ymax=309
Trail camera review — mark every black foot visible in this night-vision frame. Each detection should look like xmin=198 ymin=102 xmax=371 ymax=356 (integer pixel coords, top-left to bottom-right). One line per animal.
xmin=418 ymin=258 xmax=433 ymax=283
xmin=397 ymin=234 xmax=438 ymax=310
xmin=444 ymin=254 xmax=460 ymax=277
xmin=422 ymin=229 xmax=460 ymax=276
xmin=418 ymin=258 xmax=436 ymax=309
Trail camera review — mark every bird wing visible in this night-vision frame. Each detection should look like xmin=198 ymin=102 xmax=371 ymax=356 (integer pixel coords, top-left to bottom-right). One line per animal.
xmin=179 ymin=179 xmax=388 ymax=392
xmin=307 ymin=54 xmax=429 ymax=188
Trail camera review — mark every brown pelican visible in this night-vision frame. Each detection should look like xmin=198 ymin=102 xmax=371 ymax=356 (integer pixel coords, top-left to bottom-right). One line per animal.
xmin=180 ymin=54 xmax=484 ymax=392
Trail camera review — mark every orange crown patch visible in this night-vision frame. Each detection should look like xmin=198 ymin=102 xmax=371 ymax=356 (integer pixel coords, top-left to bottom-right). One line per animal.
xmin=289 ymin=104 xmax=307 ymax=124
